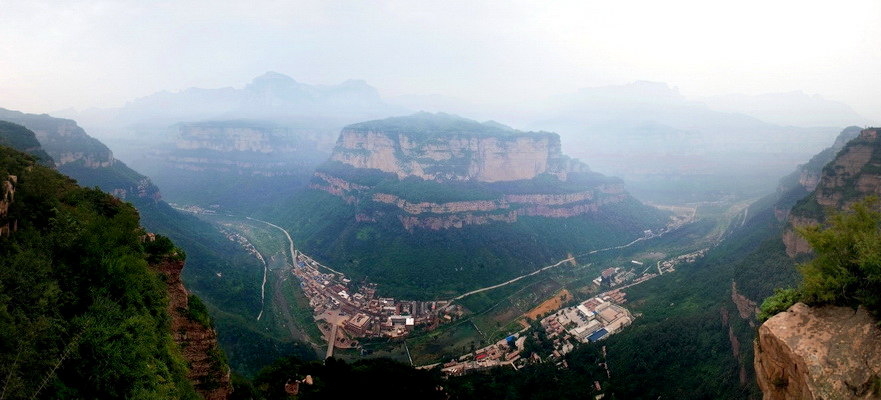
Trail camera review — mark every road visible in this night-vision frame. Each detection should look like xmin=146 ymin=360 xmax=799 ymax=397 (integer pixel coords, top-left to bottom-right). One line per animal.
xmin=450 ymin=257 xmax=575 ymax=301
xmin=255 ymin=249 xmax=267 ymax=320
xmin=448 ymin=232 xmax=664 ymax=303
xmin=246 ymin=217 xmax=344 ymax=275
xmin=246 ymin=214 xmax=687 ymax=308
xmin=326 ymin=324 xmax=338 ymax=359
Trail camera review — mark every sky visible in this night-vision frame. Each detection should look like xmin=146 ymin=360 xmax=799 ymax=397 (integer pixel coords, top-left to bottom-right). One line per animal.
xmin=1 ymin=0 xmax=880 ymax=120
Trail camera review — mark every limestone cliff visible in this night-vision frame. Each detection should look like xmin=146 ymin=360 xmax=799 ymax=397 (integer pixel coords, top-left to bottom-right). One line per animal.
xmin=310 ymin=113 xmax=633 ymax=231
xmin=773 ymin=126 xmax=861 ymax=222
xmin=754 ymin=303 xmax=881 ymax=399
xmin=161 ymin=121 xmax=331 ymax=179
xmin=330 ymin=113 xmax=588 ymax=183
xmin=153 ymin=257 xmax=232 ymax=400
xmin=784 ymin=127 xmax=880 ymax=256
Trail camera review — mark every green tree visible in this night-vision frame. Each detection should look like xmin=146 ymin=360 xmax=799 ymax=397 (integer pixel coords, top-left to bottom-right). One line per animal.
xmin=760 ymin=197 xmax=881 ymax=320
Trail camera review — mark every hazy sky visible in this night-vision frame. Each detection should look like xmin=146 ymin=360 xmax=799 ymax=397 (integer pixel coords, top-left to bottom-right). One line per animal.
xmin=2 ymin=0 xmax=880 ymax=119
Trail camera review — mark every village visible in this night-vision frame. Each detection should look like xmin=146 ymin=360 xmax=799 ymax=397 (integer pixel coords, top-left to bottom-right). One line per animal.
xmin=292 ymin=250 xmax=464 ymax=345
xmin=284 ymin=227 xmax=708 ymax=374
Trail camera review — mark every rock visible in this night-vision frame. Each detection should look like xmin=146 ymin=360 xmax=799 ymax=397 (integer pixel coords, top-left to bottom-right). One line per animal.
xmin=754 ymin=303 xmax=881 ymax=400
xmin=784 ymin=127 xmax=881 ymax=256
xmin=153 ymin=257 xmax=232 ymax=399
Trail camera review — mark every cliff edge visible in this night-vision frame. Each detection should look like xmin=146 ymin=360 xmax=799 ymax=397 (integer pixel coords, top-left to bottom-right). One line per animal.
xmin=754 ymin=303 xmax=881 ymax=399
xmin=153 ymin=256 xmax=232 ymax=399
xmin=784 ymin=127 xmax=881 ymax=256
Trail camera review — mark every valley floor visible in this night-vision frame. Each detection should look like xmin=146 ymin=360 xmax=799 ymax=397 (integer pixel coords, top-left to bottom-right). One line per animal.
xmin=185 ymin=199 xmax=741 ymax=372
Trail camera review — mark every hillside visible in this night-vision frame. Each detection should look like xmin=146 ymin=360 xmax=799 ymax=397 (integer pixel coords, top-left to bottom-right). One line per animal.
xmin=282 ymin=113 xmax=669 ymax=299
xmin=784 ymin=127 xmax=881 ymax=256
xmin=429 ymin=125 xmax=856 ymax=398
xmin=0 ymin=108 xmax=311 ymax=376
xmin=0 ymin=143 xmax=230 ymax=398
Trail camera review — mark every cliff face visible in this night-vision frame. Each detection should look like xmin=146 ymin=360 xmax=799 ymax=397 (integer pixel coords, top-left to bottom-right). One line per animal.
xmin=0 ymin=174 xmax=16 ymax=236
xmin=153 ymin=257 xmax=232 ymax=400
xmin=773 ymin=126 xmax=861 ymax=222
xmin=754 ymin=303 xmax=881 ymax=400
xmin=310 ymin=113 xmax=630 ymax=231
xmin=331 ymin=128 xmax=585 ymax=182
xmin=161 ymin=121 xmax=331 ymax=179
xmin=784 ymin=127 xmax=879 ymax=256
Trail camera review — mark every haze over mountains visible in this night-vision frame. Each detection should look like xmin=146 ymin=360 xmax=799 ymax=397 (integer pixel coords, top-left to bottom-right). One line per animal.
xmin=4 ymin=1 xmax=881 ymax=398
xmin=58 ymin=72 xmax=871 ymax=206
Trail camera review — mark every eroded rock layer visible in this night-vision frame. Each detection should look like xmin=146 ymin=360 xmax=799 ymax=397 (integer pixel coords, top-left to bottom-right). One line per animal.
xmin=784 ymin=127 xmax=881 ymax=256
xmin=754 ymin=303 xmax=881 ymax=400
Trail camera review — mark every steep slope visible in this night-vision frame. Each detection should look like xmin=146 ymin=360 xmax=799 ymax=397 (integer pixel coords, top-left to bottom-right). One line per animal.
xmin=753 ymin=127 xmax=881 ymax=400
xmin=772 ymin=126 xmax=862 ymax=221
xmin=0 ymin=144 xmax=230 ymax=398
xmin=784 ymin=127 xmax=881 ymax=256
xmin=0 ymin=108 xmax=308 ymax=376
xmin=283 ymin=113 xmax=669 ymax=299
xmin=0 ymin=121 xmax=53 ymax=164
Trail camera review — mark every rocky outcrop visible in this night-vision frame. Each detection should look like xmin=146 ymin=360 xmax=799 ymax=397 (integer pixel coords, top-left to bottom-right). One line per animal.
xmin=754 ymin=303 xmax=881 ymax=400
xmin=784 ymin=128 xmax=881 ymax=256
xmin=165 ymin=121 xmax=330 ymax=177
xmin=152 ymin=257 xmax=232 ymax=400
xmin=782 ymin=215 xmax=820 ymax=257
xmin=311 ymin=173 xmax=629 ymax=231
xmin=0 ymin=174 xmax=17 ymax=236
xmin=330 ymin=114 xmax=589 ymax=183
xmin=179 ymin=125 xmax=283 ymax=153
xmin=307 ymin=113 xmax=654 ymax=231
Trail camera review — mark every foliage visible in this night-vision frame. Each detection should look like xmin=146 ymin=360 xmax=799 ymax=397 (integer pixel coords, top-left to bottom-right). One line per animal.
xmin=758 ymin=288 xmax=801 ymax=322
xmin=761 ymin=198 xmax=881 ymax=320
xmin=0 ymin=120 xmax=53 ymax=164
xmin=235 ymin=356 xmax=445 ymax=400
xmin=797 ymin=198 xmax=881 ymax=313
xmin=186 ymin=294 xmax=213 ymax=327
xmin=0 ymin=145 xmax=202 ymax=398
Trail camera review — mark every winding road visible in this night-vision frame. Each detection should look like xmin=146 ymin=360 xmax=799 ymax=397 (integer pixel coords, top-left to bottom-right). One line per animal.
xmin=247 ymin=217 xmax=344 ymax=275
xmin=245 ymin=215 xmax=687 ymax=306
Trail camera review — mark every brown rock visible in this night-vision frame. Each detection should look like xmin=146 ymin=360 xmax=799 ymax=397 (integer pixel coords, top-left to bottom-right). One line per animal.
xmin=153 ymin=258 xmax=232 ymax=400
xmin=754 ymin=303 xmax=881 ymax=400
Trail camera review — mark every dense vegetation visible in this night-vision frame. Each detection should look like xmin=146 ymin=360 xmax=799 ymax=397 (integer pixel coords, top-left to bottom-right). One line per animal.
xmin=0 ymin=112 xmax=320 ymax=377
xmin=283 ymin=188 xmax=666 ymax=299
xmin=233 ymin=356 xmax=445 ymax=400
xmin=760 ymin=198 xmax=881 ymax=320
xmin=0 ymin=120 xmax=53 ymax=165
xmin=344 ymin=112 xmax=544 ymax=139
xmin=0 ymin=145 xmax=200 ymax=398
xmin=284 ymin=113 xmax=669 ymax=299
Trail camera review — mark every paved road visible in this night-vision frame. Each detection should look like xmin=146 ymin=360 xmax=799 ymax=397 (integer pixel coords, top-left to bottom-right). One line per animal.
xmin=450 ymin=257 xmax=575 ymax=301
xmin=246 ymin=217 xmax=345 ymax=275
xmin=326 ymin=324 xmax=338 ymax=359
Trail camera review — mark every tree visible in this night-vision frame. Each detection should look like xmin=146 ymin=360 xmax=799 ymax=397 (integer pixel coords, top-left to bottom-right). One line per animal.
xmin=760 ymin=197 xmax=881 ymax=320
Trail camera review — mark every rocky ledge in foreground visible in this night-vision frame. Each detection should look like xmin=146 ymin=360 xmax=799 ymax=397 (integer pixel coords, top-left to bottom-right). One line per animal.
xmin=754 ymin=302 xmax=881 ymax=399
